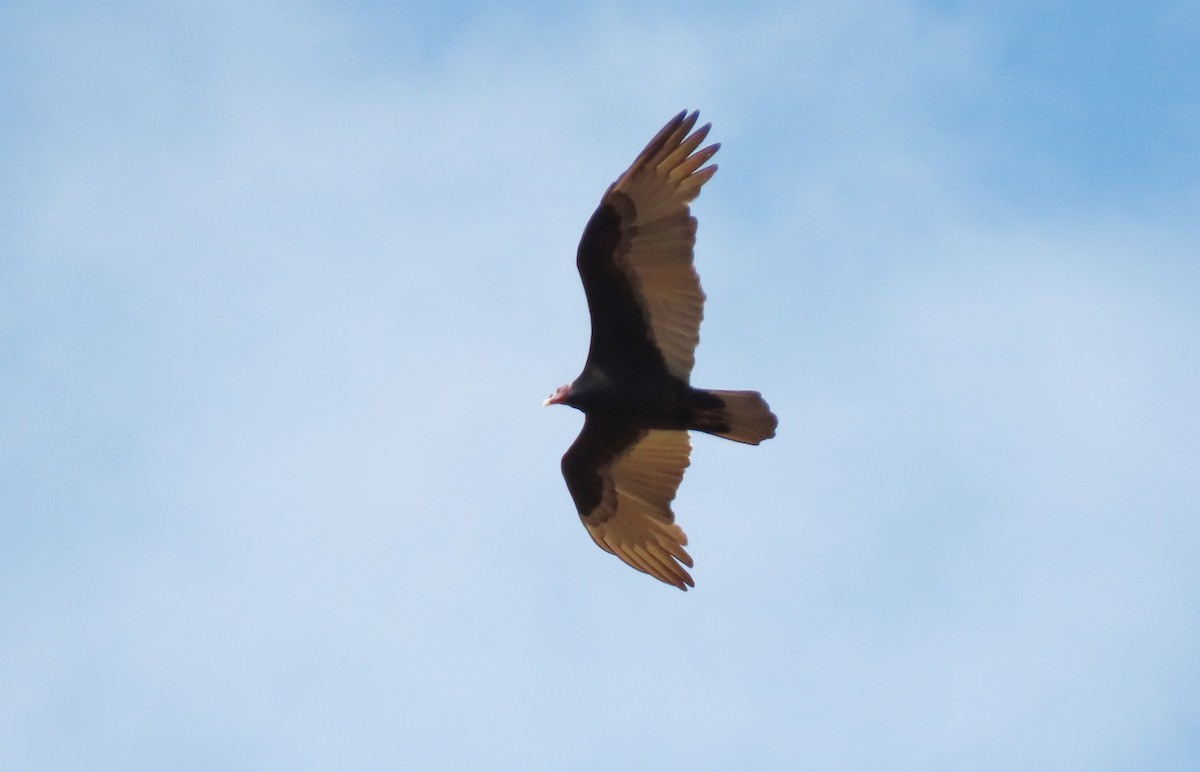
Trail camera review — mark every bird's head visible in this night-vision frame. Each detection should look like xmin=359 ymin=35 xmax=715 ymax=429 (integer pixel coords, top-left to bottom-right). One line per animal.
xmin=543 ymin=383 xmax=572 ymax=407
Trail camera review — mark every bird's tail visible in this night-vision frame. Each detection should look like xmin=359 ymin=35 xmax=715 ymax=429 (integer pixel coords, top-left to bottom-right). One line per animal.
xmin=692 ymin=390 xmax=778 ymax=445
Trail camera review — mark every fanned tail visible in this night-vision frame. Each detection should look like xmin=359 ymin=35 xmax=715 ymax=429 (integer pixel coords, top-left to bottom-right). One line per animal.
xmin=692 ymin=390 xmax=778 ymax=445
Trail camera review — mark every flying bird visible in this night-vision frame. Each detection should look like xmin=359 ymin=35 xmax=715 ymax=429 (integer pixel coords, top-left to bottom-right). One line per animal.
xmin=545 ymin=110 xmax=778 ymax=590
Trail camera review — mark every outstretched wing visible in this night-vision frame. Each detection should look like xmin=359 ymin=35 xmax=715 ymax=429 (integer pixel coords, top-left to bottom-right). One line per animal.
xmin=562 ymin=418 xmax=694 ymax=590
xmin=575 ymin=110 xmax=717 ymax=382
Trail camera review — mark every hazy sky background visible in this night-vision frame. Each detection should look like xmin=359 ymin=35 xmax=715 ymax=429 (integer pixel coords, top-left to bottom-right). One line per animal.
xmin=3 ymin=1 xmax=1198 ymax=769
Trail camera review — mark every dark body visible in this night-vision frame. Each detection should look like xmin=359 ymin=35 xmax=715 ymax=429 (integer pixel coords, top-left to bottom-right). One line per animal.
xmin=566 ymin=200 xmax=728 ymax=431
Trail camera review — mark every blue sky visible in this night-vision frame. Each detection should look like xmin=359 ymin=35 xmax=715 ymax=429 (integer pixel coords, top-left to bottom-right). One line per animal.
xmin=3 ymin=1 xmax=1198 ymax=769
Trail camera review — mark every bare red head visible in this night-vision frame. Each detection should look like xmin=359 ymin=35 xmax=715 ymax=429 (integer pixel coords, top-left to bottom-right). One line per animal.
xmin=543 ymin=383 xmax=571 ymax=407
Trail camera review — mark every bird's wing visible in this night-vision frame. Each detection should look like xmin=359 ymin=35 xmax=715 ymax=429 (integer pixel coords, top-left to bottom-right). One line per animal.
xmin=562 ymin=418 xmax=694 ymax=590
xmin=575 ymin=110 xmax=717 ymax=381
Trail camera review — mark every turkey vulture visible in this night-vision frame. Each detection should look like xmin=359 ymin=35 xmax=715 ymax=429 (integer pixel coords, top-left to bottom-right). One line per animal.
xmin=545 ymin=110 xmax=778 ymax=590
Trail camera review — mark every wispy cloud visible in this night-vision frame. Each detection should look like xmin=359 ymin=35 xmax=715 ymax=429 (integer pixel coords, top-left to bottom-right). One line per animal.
xmin=2 ymin=1 xmax=1197 ymax=770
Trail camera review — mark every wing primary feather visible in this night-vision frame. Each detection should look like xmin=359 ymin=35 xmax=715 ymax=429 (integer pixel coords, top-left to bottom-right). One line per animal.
xmin=669 ymin=143 xmax=720 ymax=182
xmin=615 ymin=542 xmax=658 ymax=578
xmin=609 ymin=110 xmax=692 ymax=193
xmin=659 ymin=124 xmax=711 ymax=172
